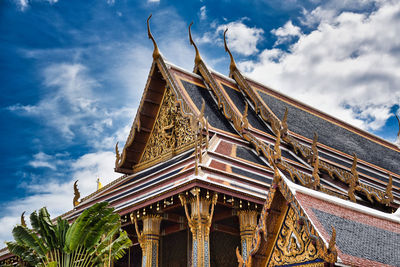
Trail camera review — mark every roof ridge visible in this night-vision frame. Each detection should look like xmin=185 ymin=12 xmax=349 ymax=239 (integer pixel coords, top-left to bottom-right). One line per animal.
xmin=244 ymin=75 xmax=400 ymax=152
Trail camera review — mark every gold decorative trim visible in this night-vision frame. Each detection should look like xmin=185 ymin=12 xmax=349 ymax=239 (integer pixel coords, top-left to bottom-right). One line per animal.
xmin=223 ymin=28 xmax=238 ymax=76
xmin=134 ymin=86 xmax=197 ymax=173
xmin=189 ymin=22 xmax=203 ymax=67
xmin=147 ymin=14 xmax=161 ymax=60
xmin=239 ymin=162 xmax=338 ymax=266
xmin=179 ymin=189 xmax=218 ymax=267
xmin=281 ymin=107 xmax=288 ymax=137
xmin=131 ymin=214 xmax=162 ymax=267
xmin=237 ymin=210 xmax=258 ymax=262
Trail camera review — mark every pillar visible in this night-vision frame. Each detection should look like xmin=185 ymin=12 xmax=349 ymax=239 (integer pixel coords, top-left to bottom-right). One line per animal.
xmin=237 ymin=210 xmax=258 ymax=262
xmin=131 ymin=214 xmax=162 ymax=267
xmin=179 ymin=188 xmax=218 ymax=267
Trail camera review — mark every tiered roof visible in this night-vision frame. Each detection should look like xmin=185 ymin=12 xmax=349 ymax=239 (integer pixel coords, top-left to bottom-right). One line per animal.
xmin=2 ymin=16 xmax=399 ymax=267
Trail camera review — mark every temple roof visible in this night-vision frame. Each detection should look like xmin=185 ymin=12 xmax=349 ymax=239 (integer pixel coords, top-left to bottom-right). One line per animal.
xmin=111 ymin=23 xmax=400 ymax=211
xmin=251 ymin=80 xmax=400 ymax=175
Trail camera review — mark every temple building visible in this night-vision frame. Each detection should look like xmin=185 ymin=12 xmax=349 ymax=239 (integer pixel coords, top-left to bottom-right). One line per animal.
xmin=1 ymin=16 xmax=400 ymax=267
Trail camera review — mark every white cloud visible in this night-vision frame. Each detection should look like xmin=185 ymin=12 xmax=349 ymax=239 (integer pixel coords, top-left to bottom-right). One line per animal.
xmin=16 ymin=0 xmax=28 ymax=10
xmin=216 ymin=19 xmax=264 ymax=56
xmin=15 ymin=0 xmax=58 ymax=11
xmin=241 ymin=1 xmax=400 ymax=132
xmin=199 ymin=18 xmax=264 ymax=57
xmin=148 ymin=0 xmax=160 ymax=3
xmin=271 ymin=21 xmax=301 ymax=45
xmin=200 ymin=6 xmax=207 ymax=20
xmin=0 ymin=151 xmax=121 ymax=246
xmin=7 ymin=63 xmax=120 ymax=141
xmin=300 ymin=0 xmax=380 ymax=27
xmin=1 ymin=8 xmax=196 ymax=247
xmin=28 ymin=152 xmax=56 ymax=170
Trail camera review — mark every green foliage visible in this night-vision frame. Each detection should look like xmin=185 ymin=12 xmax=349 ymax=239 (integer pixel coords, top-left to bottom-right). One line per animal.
xmin=6 ymin=202 xmax=132 ymax=267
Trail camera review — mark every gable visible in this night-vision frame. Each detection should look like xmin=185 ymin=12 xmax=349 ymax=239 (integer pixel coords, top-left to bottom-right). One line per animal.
xmin=243 ymin=172 xmax=337 ymax=267
xmin=267 ymin=205 xmax=325 ymax=266
xmin=133 ymin=85 xmax=197 ymax=172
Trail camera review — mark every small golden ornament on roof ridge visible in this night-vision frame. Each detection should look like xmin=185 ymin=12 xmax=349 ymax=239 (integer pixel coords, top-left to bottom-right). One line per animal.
xmin=281 ymin=107 xmax=289 ymax=137
xmin=223 ymin=28 xmax=238 ymax=75
xmin=73 ymin=180 xmax=81 ymax=207
xmin=350 ymin=153 xmax=359 ymax=183
xmin=189 ymin=22 xmax=203 ymax=66
xmin=21 ymin=211 xmax=26 ymax=227
xmin=147 ymin=14 xmax=161 ymax=60
xmin=115 ymin=142 xmax=120 ymax=166
xmin=385 ymin=173 xmax=393 ymax=204
xmin=395 ymin=114 xmax=400 ymax=148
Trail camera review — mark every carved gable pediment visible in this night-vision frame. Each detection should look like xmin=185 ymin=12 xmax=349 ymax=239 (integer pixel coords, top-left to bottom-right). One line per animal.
xmin=134 ymin=86 xmax=197 ymax=172
xmin=268 ymin=206 xmax=323 ymax=266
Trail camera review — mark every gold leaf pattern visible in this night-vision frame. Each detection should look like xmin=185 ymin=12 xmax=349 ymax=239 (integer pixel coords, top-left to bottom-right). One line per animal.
xmin=140 ymin=86 xmax=196 ymax=164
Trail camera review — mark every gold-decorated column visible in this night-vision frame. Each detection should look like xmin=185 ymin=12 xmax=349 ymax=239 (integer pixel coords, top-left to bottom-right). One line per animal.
xmin=237 ymin=210 xmax=258 ymax=262
xmin=179 ymin=188 xmax=218 ymax=267
xmin=131 ymin=214 xmax=162 ymax=267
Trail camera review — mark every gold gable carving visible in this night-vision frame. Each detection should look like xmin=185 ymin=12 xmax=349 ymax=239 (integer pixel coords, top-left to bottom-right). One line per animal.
xmin=268 ymin=206 xmax=320 ymax=266
xmin=134 ymin=86 xmax=196 ymax=172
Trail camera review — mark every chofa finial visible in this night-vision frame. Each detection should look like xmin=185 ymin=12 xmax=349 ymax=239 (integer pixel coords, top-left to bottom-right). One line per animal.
xmin=147 ymin=14 xmax=161 ymax=60
xmin=223 ymin=28 xmax=238 ymax=75
xmin=189 ymin=22 xmax=202 ymax=66
xmin=21 ymin=211 xmax=26 ymax=227
xmin=395 ymin=115 xmax=400 ymax=147
xmin=73 ymin=180 xmax=81 ymax=207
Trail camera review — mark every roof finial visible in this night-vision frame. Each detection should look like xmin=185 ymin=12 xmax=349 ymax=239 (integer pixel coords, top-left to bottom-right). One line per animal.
xmin=281 ymin=107 xmax=288 ymax=137
xmin=189 ymin=22 xmax=202 ymax=66
xmin=395 ymin=115 xmax=400 ymax=147
xmin=21 ymin=211 xmax=26 ymax=227
xmin=327 ymin=226 xmax=338 ymax=261
xmin=223 ymin=28 xmax=238 ymax=75
xmin=73 ymin=180 xmax=80 ymax=207
xmin=147 ymin=14 xmax=161 ymax=60
xmin=385 ymin=173 xmax=393 ymax=204
xmin=115 ymin=142 xmax=120 ymax=167
xmin=396 ymin=115 xmax=400 ymax=137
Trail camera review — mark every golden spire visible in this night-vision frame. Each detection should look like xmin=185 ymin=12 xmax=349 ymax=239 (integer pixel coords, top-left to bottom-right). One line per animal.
xmin=21 ymin=211 xmax=26 ymax=227
xmin=189 ymin=22 xmax=202 ymax=66
xmin=73 ymin=180 xmax=81 ymax=207
xmin=147 ymin=14 xmax=161 ymax=60
xmin=223 ymin=28 xmax=238 ymax=75
xmin=97 ymin=178 xmax=103 ymax=190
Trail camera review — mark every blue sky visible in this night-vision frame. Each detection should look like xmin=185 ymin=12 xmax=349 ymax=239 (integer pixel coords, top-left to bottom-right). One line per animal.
xmin=1 ymin=0 xmax=400 ymax=245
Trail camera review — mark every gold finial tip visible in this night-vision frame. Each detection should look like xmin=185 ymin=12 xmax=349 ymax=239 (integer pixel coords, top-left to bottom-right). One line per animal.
xmin=188 ymin=22 xmax=202 ymax=66
xmin=223 ymin=28 xmax=228 ymax=51
xmin=21 ymin=211 xmax=26 ymax=227
xmin=188 ymin=22 xmax=193 ymax=44
xmin=147 ymin=14 xmax=161 ymax=59
xmin=223 ymin=27 xmax=237 ymax=74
